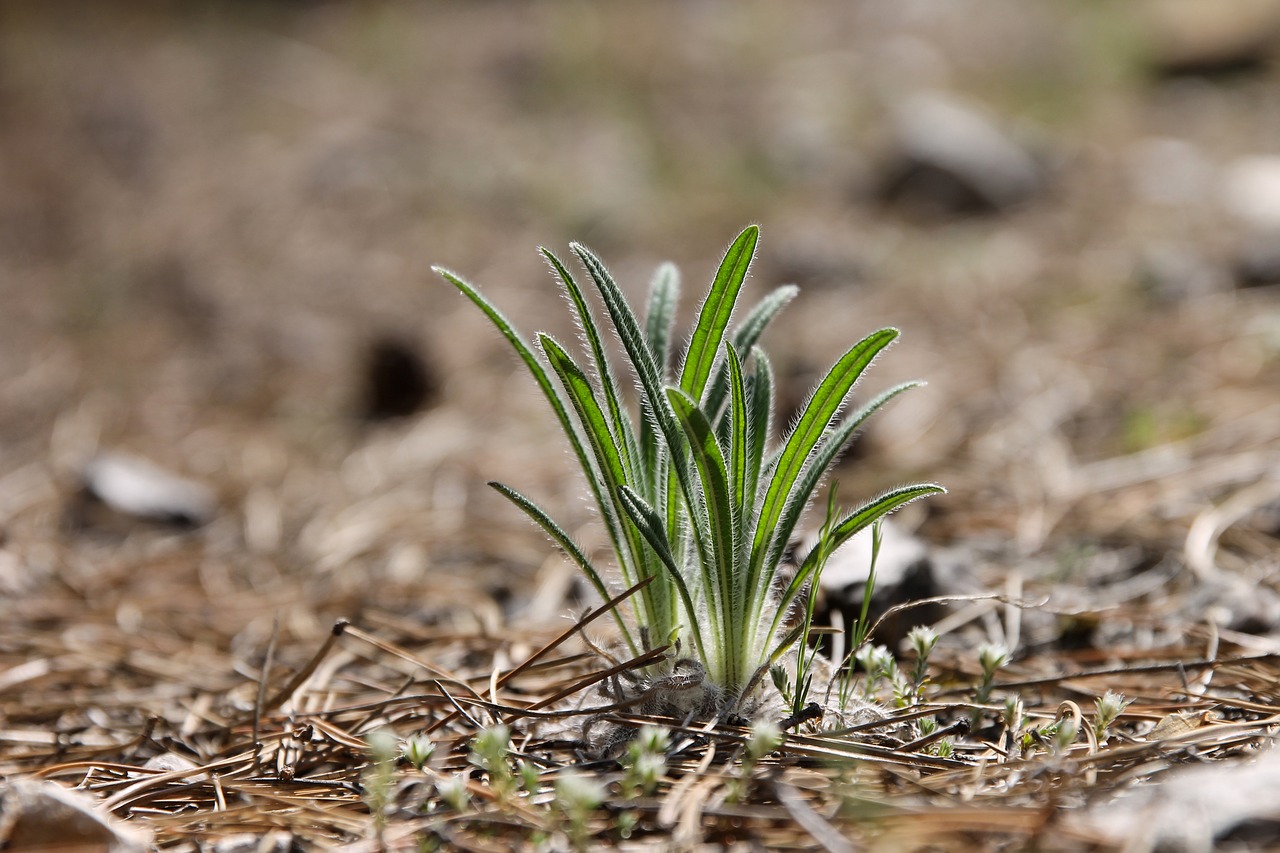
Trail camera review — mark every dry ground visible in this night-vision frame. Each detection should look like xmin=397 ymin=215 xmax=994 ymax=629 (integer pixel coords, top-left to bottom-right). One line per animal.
xmin=2 ymin=2 xmax=1280 ymax=850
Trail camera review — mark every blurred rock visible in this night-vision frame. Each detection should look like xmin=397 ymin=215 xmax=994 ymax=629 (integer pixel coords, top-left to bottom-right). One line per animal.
xmin=1142 ymin=0 xmax=1280 ymax=78
xmin=1222 ymin=156 xmax=1280 ymax=231
xmin=875 ymin=93 xmax=1044 ymax=217
xmin=70 ymin=453 xmax=216 ymax=531
xmin=0 ymin=779 xmax=148 ymax=853
xmin=358 ymin=334 xmax=439 ymax=422
xmin=812 ymin=519 xmax=959 ymax=650
xmin=1137 ymin=243 xmax=1229 ymax=302
xmin=1233 ymin=235 xmax=1280 ymax=288
xmin=1071 ymin=747 xmax=1280 ymax=850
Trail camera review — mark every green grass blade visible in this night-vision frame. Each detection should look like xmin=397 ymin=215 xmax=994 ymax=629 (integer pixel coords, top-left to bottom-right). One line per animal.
xmin=641 ymin=262 xmax=680 ymax=489
xmin=821 ymin=482 xmax=946 ymax=556
xmin=570 ymin=244 xmax=681 ymax=452
xmin=667 ymin=386 xmax=739 ymax=683
xmin=542 ymin=249 xmax=639 ymax=482
xmin=489 ymin=481 xmax=636 ymax=650
xmin=618 ymin=485 xmax=707 ymax=663
xmin=726 ymin=346 xmax=749 ymax=522
xmin=571 ymin=243 xmax=701 ymax=550
xmin=748 ymin=328 xmax=899 ymax=596
xmin=538 ymin=333 xmax=657 ymax=613
xmin=732 ymin=284 xmax=799 ymax=354
xmin=744 ymin=347 xmax=773 ymax=507
xmin=678 ymin=225 xmax=758 ymax=402
xmin=644 ymin=262 xmax=680 ymax=374
xmin=436 ymin=267 xmax=627 ymax=561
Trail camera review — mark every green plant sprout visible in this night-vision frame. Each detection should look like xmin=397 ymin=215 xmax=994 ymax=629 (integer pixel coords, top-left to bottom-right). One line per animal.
xmin=402 ymin=733 xmax=435 ymax=771
xmin=437 ymin=226 xmax=943 ymax=718
xmin=435 ymin=773 xmax=470 ymax=812
xmin=468 ymin=724 xmax=516 ymax=802
xmin=362 ymin=729 xmax=398 ymax=841
xmin=729 ymin=720 xmax=784 ymax=803
xmin=1092 ymin=691 xmax=1131 ymax=745
xmin=975 ymin=643 xmax=1009 ymax=704
xmin=622 ymin=726 xmax=670 ymax=798
xmin=556 ymin=770 xmax=606 ymax=850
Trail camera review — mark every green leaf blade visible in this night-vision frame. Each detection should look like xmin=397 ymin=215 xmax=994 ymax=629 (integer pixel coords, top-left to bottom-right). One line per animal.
xmin=678 ymin=225 xmax=758 ymax=402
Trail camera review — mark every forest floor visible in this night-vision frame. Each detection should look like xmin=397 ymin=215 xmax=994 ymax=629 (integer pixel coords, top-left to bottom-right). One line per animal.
xmin=2 ymin=2 xmax=1280 ymax=850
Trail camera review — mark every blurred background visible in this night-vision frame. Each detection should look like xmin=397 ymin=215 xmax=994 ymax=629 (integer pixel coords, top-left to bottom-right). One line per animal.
xmin=2 ymin=1 xmax=1279 ymax=655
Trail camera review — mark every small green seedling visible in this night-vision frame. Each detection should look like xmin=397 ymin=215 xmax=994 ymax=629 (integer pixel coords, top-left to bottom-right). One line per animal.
xmin=1092 ymin=691 xmax=1131 ymax=745
xmin=438 ymin=227 xmax=943 ymax=718
xmin=975 ymin=643 xmax=1009 ymax=704
xmin=622 ymin=725 xmax=669 ymax=797
xmin=556 ymin=770 xmax=606 ymax=848
xmin=402 ymin=733 xmax=435 ymax=771
xmin=362 ymin=729 xmax=398 ymax=839
xmin=468 ymin=724 xmax=515 ymax=802
xmin=729 ymin=720 xmax=783 ymax=803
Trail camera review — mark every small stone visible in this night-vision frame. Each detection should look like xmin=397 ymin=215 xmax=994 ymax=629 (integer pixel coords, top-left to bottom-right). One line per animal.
xmin=876 ymin=93 xmax=1044 ymax=217
xmin=72 ymin=453 xmax=216 ymax=530
xmin=1142 ymin=0 xmax=1280 ymax=78
xmin=0 ymin=780 xmax=148 ymax=853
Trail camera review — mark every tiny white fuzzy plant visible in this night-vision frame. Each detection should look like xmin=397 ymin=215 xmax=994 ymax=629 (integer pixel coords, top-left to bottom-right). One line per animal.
xmin=436 ymin=226 xmax=943 ymax=719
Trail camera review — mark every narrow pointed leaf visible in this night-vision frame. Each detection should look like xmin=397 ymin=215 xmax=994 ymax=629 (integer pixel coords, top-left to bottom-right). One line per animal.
xmin=641 ymin=262 xmax=680 ymax=487
xmin=823 ymin=483 xmax=947 ymax=556
xmin=572 ymin=243 xmax=702 ymax=555
xmin=539 ymin=333 xmax=649 ymax=595
xmin=542 ymin=249 xmax=639 ymax=481
xmin=678 ymin=225 xmax=758 ymax=402
xmin=571 ymin=244 xmax=682 ymax=458
xmin=489 ymin=481 xmax=636 ymax=650
xmin=644 ymin=262 xmax=680 ymax=374
xmin=725 ymin=346 xmax=750 ymax=521
xmin=437 ymin=267 xmax=626 ymax=566
xmin=767 ymin=483 xmax=946 ymax=644
xmin=744 ymin=347 xmax=773 ymax=507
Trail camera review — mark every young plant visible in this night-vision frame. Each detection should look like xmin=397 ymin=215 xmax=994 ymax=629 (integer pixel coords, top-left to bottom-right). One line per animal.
xmin=468 ymin=724 xmax=516 ymax=802
xmin=621 ymin=726 xmax=670 ymax=797
xmin=437 ymin=226 xmax=943 ymax=717
xmin=975 ymin=643 xmax=1009 ymax=704
xmin=1092 ymin=690 xmax=1131 ymax=745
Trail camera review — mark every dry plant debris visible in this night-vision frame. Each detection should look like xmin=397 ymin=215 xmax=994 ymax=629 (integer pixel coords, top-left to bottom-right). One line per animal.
xmin=5 ymin=559 xmax=1280 ymax=851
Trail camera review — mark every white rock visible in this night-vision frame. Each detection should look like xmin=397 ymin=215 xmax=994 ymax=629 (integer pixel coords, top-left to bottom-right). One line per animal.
xmin=81 ymin=453 xmax=216 ymax=527
xmin=1222 ymin=156 xmax=1280 ymax=231
xmin=885 ymin=92 xmax=1043 ymax=213
xmin=1070 ymin=747 xmax=1280 ymax=850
